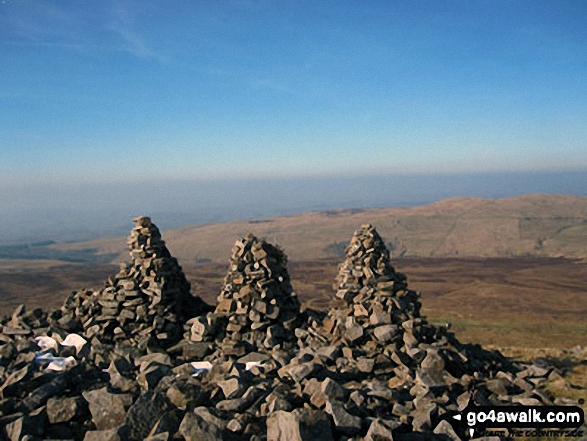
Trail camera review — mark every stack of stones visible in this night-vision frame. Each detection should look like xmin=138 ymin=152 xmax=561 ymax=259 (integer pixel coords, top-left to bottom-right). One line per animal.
xmin=53 ymin=216 xmax=203 ymax=349
xmin=189 ymin=234 xmax=302 ymax=358
xmin=306 ymin=223 xmax=421 ymax=347
xmin=1 ymin=221 xmax=581 ymax=441
xmin=294 ymin=224 xmax=554 ymax=435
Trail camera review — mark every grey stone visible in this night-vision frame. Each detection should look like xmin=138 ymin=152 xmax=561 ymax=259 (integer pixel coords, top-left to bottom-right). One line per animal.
xmin=279 ymin=361 xmax=321 ymax=383
xmin=227 ymin=417 xmax=245 ymax=433
xmin=373 ymin=325 xmax=399 ymax=343
xmin=4 ymin=411 xmax=45 ymax=441
xmin=83 ymin=388 xmax=127 ymax=431
xmin=148 ymin=409 xmax=183 ymax=438
xmin=316 ymin=346 xmax=340 ymax=360
xmin=484 ymin=378 xmax=508 ymax=396
xmin=56 ymin=216 xmax=208 ymax=348
xmin=512 ymin=397 xmax=542 ymax=406
xmin=217 ymin=377 xmax=244 ymax=399
xmin=410 ymin=401 xmax=437 ymax=432
xmin=137 ymin=362 xmax=172 ymax=390
xmin=321 ymin=378 xmax=345 ymax=401
xmin=216 ymin=386 xmax=266 ymax=413
xmin=145 ymin=433 xmax=169 ymax=441
xmin=19 ymin=372 xmax=71 ymax=412
xmin=179 ymin=408 xmax=225 ymax=441
xmin=525 ymin=364 xmax=551 ymax=377
xmin=365 ymin=418 xmax=399 ymax=441
xmin=392 ymin=402 xmax=410 ymax=417
xmin=344 ymin=324 xmax=364 ymax=343
xmin=135 ymin=352 xmax=172 ymax=367
xmin=83 ymin=427 xmax=126 ymax=441
xmin=309 ymin=390 xmax=328 ymax=408
xmin=357 ymin=357 xmax=375 ymax=373
xmin=0 ymin=365 xmax=32 ymax=398
xmin=166 ymin=381 xmax=203 ymax=410
xmin=267 ymin=409 xmax=333 ymax=441
xmin=46 ymin=396 xmax=85 ymax=424
xmin=125 ymin=391 xmax=171 ymax=440
xmin=0 ymin=221 xmax=558 ymax=441
xmin=182 ymin=342 xmax=213 ymax=358
xmin=302 ymin=378 xmax=321 ymax=398
xmin=324 ymin=400 xmax=362 ymax=435
xmin=433 ymin=420 xmax=460 ymax=441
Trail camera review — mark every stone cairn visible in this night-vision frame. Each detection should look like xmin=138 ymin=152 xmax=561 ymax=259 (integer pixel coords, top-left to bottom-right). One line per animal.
xmin=302 ymin=223 xmax=421 ymax=349
xmin=293 ymin=225 xmax=564 ymax=436
xmin=189 ymin=233 xmax=302 ymax=358
xmin=0 ymin=222 xmax=581 ymax=441
xmin=53 ymin=216 xmax=205 ymax=349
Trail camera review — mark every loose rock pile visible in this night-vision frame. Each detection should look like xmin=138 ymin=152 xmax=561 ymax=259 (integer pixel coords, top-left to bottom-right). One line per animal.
xmin=302 ymin=223 xmax=421 ymax=348
xmin=0 ymin=220 xmax=581 ymax=441
xmin=294 ymin=225 xmax=559 ymax=436
xmin=189 ymin=233 xmax=302 ymax=358
xmin=53 ymin=216 xmax=207 ymax=349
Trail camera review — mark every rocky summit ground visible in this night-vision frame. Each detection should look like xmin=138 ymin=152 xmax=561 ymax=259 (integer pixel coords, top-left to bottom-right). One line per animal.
xmin=0 ymin=218 xmax=584 ymax=441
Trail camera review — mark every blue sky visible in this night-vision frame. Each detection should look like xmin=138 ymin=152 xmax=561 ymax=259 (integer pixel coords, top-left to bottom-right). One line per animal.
xmin=2 ymin=0 xmax=586 ymax=187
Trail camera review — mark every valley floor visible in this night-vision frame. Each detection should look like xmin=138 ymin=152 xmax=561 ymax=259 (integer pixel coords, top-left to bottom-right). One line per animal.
xmin=1 ymin=257 xmax=585 ymax=350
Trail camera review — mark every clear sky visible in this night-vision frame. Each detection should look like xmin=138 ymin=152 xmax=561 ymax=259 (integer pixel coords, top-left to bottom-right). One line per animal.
xmin=2 ymin=0 xmax=587 ymax=187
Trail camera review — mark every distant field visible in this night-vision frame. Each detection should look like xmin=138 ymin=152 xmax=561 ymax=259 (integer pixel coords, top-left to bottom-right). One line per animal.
xmin=1 ymin=257 xmax=585 ymax=350
xmin=0 ymin=259 xmax=119 ymax=313
xmin=41 ymin=194 xmax=587 ymax=263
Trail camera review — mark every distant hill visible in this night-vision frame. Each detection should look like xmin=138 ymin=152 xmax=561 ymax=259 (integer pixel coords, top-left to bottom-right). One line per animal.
xmin=48 ymin=194 xmax=587 ymax=263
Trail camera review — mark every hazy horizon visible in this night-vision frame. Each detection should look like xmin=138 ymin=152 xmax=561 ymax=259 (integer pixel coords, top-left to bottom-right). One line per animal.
xmin=1 ymin=170 xmax=585 ymax=245
xmin=2 ymin=1 xmax=587 ymax=245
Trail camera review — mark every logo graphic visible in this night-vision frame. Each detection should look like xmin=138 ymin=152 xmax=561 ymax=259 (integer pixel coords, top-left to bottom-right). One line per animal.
xmin=450 ymin=404 xmax=584 ymax=438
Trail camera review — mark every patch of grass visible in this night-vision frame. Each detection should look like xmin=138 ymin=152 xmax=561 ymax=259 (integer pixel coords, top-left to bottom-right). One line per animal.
xmin=0 ymin=242 xmax=118 ymax=263
xmin=323 ymin=241 xmax=348 ymax=258
xmin=428 ymin=318 xmax=587 ymax=349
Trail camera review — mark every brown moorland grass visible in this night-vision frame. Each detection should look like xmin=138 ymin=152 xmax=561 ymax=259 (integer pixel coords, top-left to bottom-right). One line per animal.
xmin=1 ymin=257 xmax=585 ymax=350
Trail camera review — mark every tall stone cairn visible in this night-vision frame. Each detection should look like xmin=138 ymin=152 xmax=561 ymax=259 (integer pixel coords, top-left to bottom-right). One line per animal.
xmin=302 ymin=224 xmax=421 ymax=348
xmin=190 ymin=234 xmax=301 ymax=357
xmin=295 ymin=224 xmax=541 ymax=434
xmin=56 ymin=216 xmax=196 ymax=348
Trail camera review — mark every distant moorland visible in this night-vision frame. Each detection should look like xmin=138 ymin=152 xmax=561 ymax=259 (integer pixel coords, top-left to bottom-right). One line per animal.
xmin=38 ymin=194 xmax=587 ymax=264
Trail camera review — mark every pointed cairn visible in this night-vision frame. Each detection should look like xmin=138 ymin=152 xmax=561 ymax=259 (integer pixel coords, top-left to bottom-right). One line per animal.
xmin=59 ymin=216 xmax=197 ymax=348
xmin=314 ymin=224 xmax=422 ymax=346
xmin=190 ymin=234 xmax=301 ymax=357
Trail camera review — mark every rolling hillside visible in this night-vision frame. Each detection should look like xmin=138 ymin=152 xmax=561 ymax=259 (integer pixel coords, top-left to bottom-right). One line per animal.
xmin=50 ymin=194 xmax=587 ymax=263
